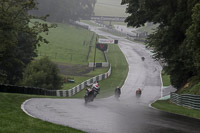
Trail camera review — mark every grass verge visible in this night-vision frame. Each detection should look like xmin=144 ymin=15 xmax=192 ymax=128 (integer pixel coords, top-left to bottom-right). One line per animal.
xmin=0 ymin=93 xmax=85 ymax=133
xmin=151 ymin=100 xmax=200 ymax=120
xmin=161 ymin=71 xmax=171 ymax=86
xmin=73 ymin=44 xmax=129 ymax=98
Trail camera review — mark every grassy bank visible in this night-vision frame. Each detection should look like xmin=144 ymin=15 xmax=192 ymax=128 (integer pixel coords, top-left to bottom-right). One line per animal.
xmin=151 ymin=100 xmax=200 ymax=119
xmin=73 ymin=44 xmax=129 ymax=98
xmin=0 ymin=93 xmax=85 ymax=133
xmin=178 ymin=76 xmax=200 ymax=95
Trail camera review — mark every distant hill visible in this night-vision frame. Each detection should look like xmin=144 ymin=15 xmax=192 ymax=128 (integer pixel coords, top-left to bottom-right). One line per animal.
xmin=94 ymin=0 xmax=128 ymax=17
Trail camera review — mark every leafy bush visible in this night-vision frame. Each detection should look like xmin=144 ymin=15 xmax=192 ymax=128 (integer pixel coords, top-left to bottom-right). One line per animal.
xmin=21 ymin=57 xmax=63 ymax=90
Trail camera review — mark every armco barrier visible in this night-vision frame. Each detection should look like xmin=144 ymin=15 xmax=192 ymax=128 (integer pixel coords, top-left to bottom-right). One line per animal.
xmin=0 ymin=64 xmax=111 ymax=97
xmin=170 ymin=92 xmax=200 ymax=110
xmin=57 ymin=64 xmax=111 ymax=97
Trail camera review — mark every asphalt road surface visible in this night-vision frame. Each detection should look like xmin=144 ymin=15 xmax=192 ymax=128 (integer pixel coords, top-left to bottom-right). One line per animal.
xmin=23 ymin=25 xmax=200 ymax=133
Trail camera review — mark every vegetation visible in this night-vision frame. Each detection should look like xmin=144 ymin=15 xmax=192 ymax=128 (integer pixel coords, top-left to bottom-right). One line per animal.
xmin=152 ymin=100 xmax=200 ymax=119
xmin=36 ymin=22 xmax=108 ymax=90
xmin=162 ymin=71 xmax=171 ymax=87
xmin=37 ymin=22 xmax=104 ymax=65
xmin=0 ymin=93 xmax=85 ymax=133
xmin=178 ymin=76 xmax=200 ymax=95
xmin=31 ymin=0 xmax=96 ymax=22
xmin=21 ymin=57 xmax=63 ymax=90
xmin=122 ymin=0 xmax=200 ymax=92
xmin=0 ymin=0 xmax=54 ymax=85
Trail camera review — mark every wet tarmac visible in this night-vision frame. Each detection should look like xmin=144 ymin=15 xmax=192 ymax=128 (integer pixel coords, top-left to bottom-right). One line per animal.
xmin=23 ymin=25 xmax=200 ymax=133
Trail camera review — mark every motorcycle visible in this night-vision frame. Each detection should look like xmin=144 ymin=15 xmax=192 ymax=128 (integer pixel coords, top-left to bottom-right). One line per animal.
xmin=141 ymin=57 xmax=145 ymax=61
xmin=84 ymin=86 xmax=99 ymax=104
xmin=114 ymin=87 xmax=121 ymax=100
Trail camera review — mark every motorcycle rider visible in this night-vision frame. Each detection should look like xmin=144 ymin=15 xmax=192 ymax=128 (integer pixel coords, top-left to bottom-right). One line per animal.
xmin=91 ymin=81 xmax=100 ymax=97
xmin=136 ymin=88 xmax=142 ymax=96
xmin=141 ymin=57 xmax=145 ymax=61
xmin=115 ymin=86 xmax=121 ymax=98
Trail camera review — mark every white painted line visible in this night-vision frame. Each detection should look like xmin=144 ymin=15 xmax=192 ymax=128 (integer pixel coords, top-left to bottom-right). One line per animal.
xmin=21 ymin=99 xmax=36 ymax=118
xmin=160 ymin=68 xmax=164 ymax=98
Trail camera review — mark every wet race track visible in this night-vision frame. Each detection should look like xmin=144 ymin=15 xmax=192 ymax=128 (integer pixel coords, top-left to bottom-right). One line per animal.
xmin=23 ymin=26 xmax=200 ymax=133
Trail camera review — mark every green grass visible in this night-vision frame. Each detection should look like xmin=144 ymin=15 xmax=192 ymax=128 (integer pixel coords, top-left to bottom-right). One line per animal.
xmin=73 ymin=44 xmax=129 ymax=98
xmin=0 ymin=93 xmax=85 ymax=133
xmin=37 ymin=22 xmax=104 ymax=65
xmin=152 ymin=100 xmax=200 ymax=119
xmin=95 ymin=0 xmax=127 ymax=17
xmin=61 ymin=68 xmax=108 ymax=90
xmin=162 ymin=71 xmax=171 ymax=86
xmin=62 ymin=76 xmax=90 ymax=90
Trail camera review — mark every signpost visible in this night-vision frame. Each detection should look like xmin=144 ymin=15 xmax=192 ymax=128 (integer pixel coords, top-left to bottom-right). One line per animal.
xmin=93 ymin=38 xmax=118 ymax=71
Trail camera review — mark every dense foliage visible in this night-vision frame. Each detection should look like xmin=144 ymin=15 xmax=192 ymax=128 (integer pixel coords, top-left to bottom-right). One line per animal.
xmin=21 ymin=57 xmax=63 ymax=90
xmin=31 ymin=0 xmax=96 ymax=22
xmin=122 ymin=0 xmax=200 ymax=89
xmin=0 ymin=0 xmax=54 ymax=84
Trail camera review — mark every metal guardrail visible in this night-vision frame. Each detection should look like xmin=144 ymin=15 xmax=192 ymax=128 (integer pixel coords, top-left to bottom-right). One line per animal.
xmin=57 ymin=64 xmax=111 ymax=97
xmin=170 ymin=92 xmax=200 ymax=110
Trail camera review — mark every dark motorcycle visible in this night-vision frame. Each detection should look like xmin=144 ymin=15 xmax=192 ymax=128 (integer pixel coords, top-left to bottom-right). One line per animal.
xmin=114 ymin=87 xmax=121 ymax=100
xmin=141 ymin=57 xmax=145 ymax=61
xmin=84 ymin=87 xmax=99 ymax=104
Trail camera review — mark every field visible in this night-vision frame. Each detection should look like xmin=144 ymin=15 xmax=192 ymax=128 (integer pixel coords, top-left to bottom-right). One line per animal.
xmin=95 ymin=0 xmax=127 ymax=17
xmin=37 ymin=23 xmax=105 ymax=65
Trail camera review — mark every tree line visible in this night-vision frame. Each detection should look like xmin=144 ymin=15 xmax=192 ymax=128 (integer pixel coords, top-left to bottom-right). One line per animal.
xmin=122 ymin=0 xmax=200 ymax=90
xmin=31 ymin=0 xmax=96 ymax=23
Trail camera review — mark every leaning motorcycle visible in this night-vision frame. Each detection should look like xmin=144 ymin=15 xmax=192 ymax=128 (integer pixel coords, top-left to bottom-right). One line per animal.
xmin=84 ymin=86 xmax=99 ymax=104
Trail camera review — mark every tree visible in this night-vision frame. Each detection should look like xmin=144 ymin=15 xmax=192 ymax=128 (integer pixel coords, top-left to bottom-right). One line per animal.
xmin=0 ymin=0 xmax=54 ymax=84
xmin=121 ymin=0 xmax=200 ymax=88
xmin=31 ymin=0 xmax=96 ymax=23
xmin=184 ymin=2 xmax=200 ymax=75
xmin=21 ymin=57 xmax=63 ymax=90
